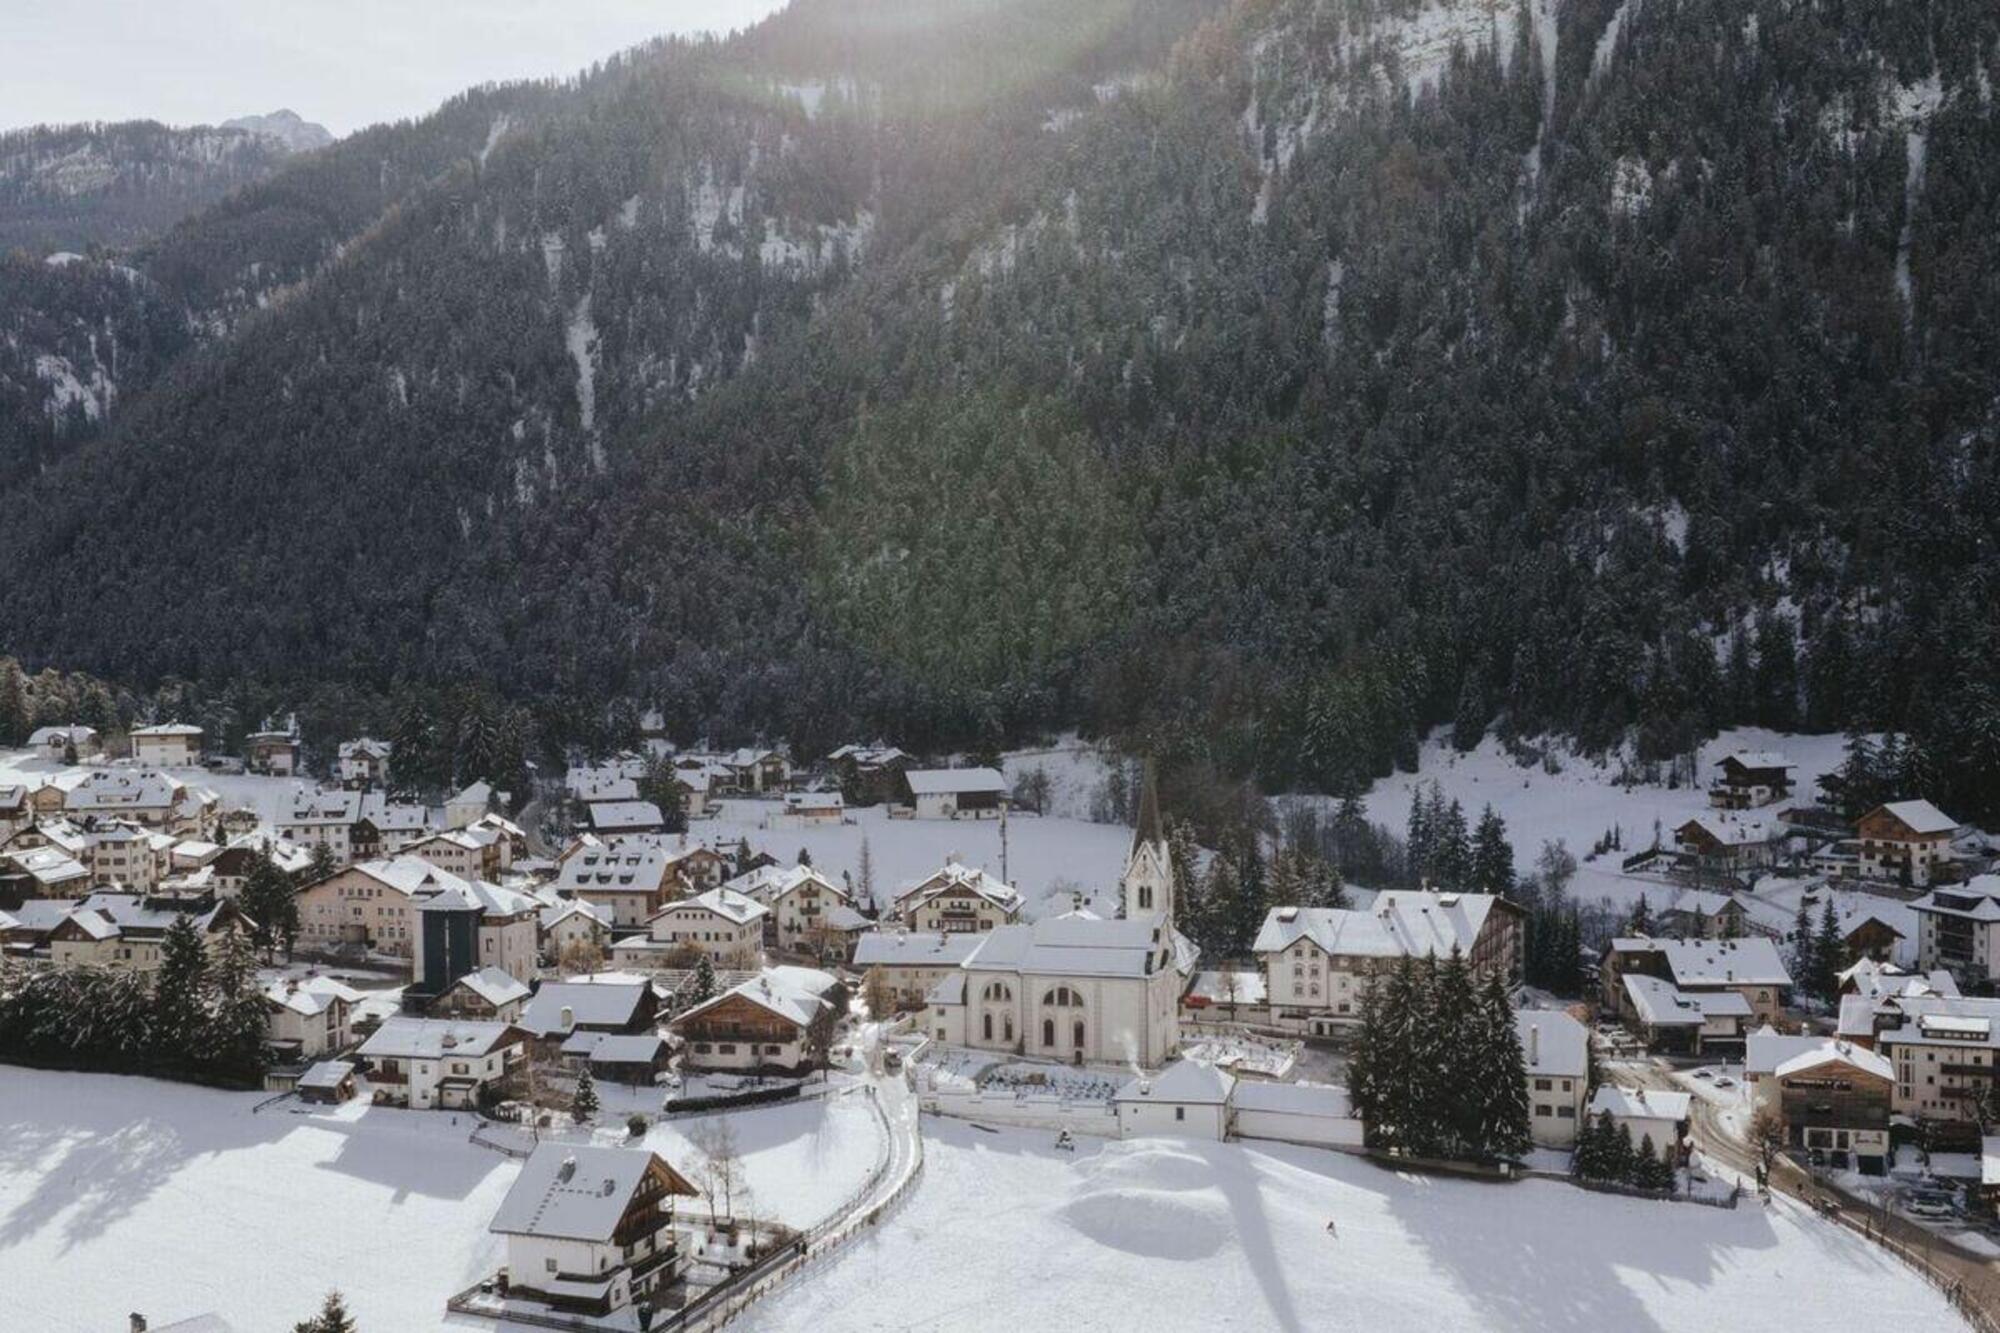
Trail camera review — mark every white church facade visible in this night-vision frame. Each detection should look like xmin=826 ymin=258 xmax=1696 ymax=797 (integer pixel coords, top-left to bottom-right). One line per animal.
xmin=914 ymin=768 xmax=1193 ymax=1069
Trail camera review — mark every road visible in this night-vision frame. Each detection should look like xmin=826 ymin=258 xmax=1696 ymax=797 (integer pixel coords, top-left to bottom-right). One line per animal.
xmin=1613 ymin=1058 xmax=2000 ymax=1331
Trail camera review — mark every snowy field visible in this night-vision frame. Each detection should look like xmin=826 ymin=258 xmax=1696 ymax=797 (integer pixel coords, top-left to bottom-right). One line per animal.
xmin=748 ymin=1122 xmax=1965 ymax=1333
xmin=0 ymin=1069 xmax=880 ymax=1332
xmin=1343 ymin=727 xmax=1861 ymax=910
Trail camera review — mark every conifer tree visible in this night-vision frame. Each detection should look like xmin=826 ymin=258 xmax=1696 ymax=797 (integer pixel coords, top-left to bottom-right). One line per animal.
xmin=1813 ymin=898 xmax=1846 ymax=1000
xmin=1475 ymin=972 xmax=1532 ymax=1160
xmin=1629 ymin=894 xmax=1652 ymax=935
xmin=1433 ymin=799 xmax=1472 ymax=890
xmin=294 ymin=1289 xmax=359 ymax=1333
xmin=240 ymin=851 xmax=298 ymax=959
xmin=1431 ymin=949 xmax=1482 ymax=1156
xmin=688 ymin=955 xmax=717 ymax=1008
xmin=151 ymin=915 xmax=209 ymax=1060
xmin=1609 ymin=1122 xmax=1635 ymax=1183
xmin=1471 ymin=806 xmax=1515 ymax=899
xmin=204 ymin=926 xmax=270 ymax=1081
xmin=1790 ymin=900 xmax=1816 ymax=996
xmin=572 ymin=1066 xmax=600 ymax=1123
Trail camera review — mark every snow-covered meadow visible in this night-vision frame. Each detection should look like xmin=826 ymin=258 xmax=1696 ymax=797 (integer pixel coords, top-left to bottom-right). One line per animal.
xmin=748 ymin=1121 xmax=1965 ymax=1333
xmin=0 ymin=1069 xmax=880 ymax=1332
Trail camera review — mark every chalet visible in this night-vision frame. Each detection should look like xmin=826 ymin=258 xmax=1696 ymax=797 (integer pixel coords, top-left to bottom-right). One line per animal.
xmin=586 ymin=800 xmax=665 ymax=836
xmin=467 ymin=812 xmax=527 ymax=868
xmin=538 ymin=896 xmax=613 ymax=962
xmin=356 ymin=1017 xmax=526 ymax=1110
xmin=0 ymin=845 xmax=88 ymax=900
xmin=776 ymin=790 xmax=844 ymax=826
xmin=1600 ymin=936 xmax=1791 ymax=1033
xmin=1710 ymin=750 xmax=1794 ymax=810
xmin=853 ymin=930 xmax=985 ymax=1009
xmin=551 ymin=843 xmax=679 ymax=929
xmin=1520 ymin=1009 xmax=1591 ymax=1148
xmin=894 ymin=860 xmax=1023 ymax=933
xmin=263 ymin=976 xmax=361 ymax=1062
xmin=1911 ymin=875 xmax=2000 ymax=985
xmin=569 ymin=770 xmax=640 ymax=805
xmin=431 ymin=965 xmax=533 ymax=1022
xmin=732 ymin=864 xmax=852 ymax=953
xmin=278 ymin=790 xmax=432 ymax=865
xmin=1653 ymin=891 xmax=1756 ymax=941
xmin=1253 ymin=890 xmax=1526 ymax=1036
xmin=65 ymin=769 xmax=184 ymax=829
xmin=902 ymin=767 xmax=1008 ymax=820
xmin=244 ymin=730 xmax=300 ymax=776
xmin=1114 ymin=1060 xmax=1235 ymax=1141
xmin=0 ymin=785 xmax=27 ymax=839
xmin=1842 ymin=908 xmax=1905 ymax=965
xmin=403 ymin=827 xmax=505 ymax=882
xmin=628 ymin=887 xmax=767 ymax=970
xmin=558 ymin=1031 xmax=672 ymax=1086
xmin=518 ymin=979 xmax=659 ymax=1046
xmin=47 ymin=892 xmax=249 ymax=972
xmin=1585 ymin=1086 xmax=1688 ymax=1164
xmin=83 ymin=822 xmax=158 ymax=890
xmin=1673 ymin=814 xmax=1781 ymax=876
xmin=446 ymin=780 xmax=497 ymax=830
xmin=27 ymin=724 xmax=97 ymax=760
xmin=722 ymin=747 xmax=789 ymax=794
xmin=826 ymin=743 xmax=911 ymax=806
xmin=336 ymin=738 xmax=392 ymax=789
xmin=130 ymin=722 xmax=203 ymax=767
xmin=1748 ymin=1037 xmax=1893 ymax=1173
xmin=1619 ymin=973 xmax=1753 ymax=1054
xmin=207 ymin=836 xmax=312 ymax=900
xmin=1856 ymin=800 xmax=1959 ymax=888
xmin=0 ymin=897 xmax=77 ymax=959
xmin=669 ymin=974 xmax=826 ymax=1074
xmin=489 ymin=1144 xmax=699 ymax=1317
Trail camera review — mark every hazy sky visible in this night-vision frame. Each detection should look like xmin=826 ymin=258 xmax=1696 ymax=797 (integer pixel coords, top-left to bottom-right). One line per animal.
xmin=5 ymin=1 xmax=788 ymax=137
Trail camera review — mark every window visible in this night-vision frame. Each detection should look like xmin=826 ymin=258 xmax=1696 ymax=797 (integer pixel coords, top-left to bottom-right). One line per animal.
xmin=546 ymin=1258 xmax=559 ymax=1273
xmin=1534 ymin=1079 xmax=1551 ymax=1092
xmin=1175 ymin=1107 xmax=1185 ymax=1122
xmin=1558 ymin=1106 xmax=1575 ymax=1119
xmin=1043 ymin=1019 xmax=1055 ymax=1048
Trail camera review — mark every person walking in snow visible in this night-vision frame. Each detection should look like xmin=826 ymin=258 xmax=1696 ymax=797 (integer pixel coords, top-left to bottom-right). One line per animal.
xmin=1325 ymin=1219 xmax=1337 ymax=1239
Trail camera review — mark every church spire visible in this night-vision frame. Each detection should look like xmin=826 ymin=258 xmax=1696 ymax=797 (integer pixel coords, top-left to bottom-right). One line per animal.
xmin=1132 ymin=758 xmax=1164 ymax=856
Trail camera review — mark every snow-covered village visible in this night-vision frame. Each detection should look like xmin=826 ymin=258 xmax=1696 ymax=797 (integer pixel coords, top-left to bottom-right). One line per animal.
xmin=6 ymin=1 xmax=2000 ymax=1331
xmin=0 ymin=711 xmax=1992 ymax=1332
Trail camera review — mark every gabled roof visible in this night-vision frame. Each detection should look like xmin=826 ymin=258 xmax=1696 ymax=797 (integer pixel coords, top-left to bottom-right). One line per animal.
xmin=961 ymin=914 xmax=1172 ymax=979
xmin=586 ymin=799 xmax=665 ymax=833
xmin=895 ymin=860 xmax=1022 ymax=914
xmin=1623 ymin=974 xmax=1744 ymax=1027
xmin=1716 ymin=750 xmax=1792 ymax=772
xmin=553 ymin=844 xmax=674 ymax=894
xmin=1617 ymin=936 xmax=1792 ymax=988
xmin=1773 ymin=1041 xmax=1892 ymax=1083
xmin=264 ymin=976 xmax=363 ymax=1017
xmin=518 ymin=980 xmax=652 ymax=1036
xmin=1588 ymin=1086 xmax=1691 ymax=1122
xmin=1676 ymin=813 xmax=1780 ymax=846
xmin=1517 ymin=1009 xmax=1589 ymax=1078
xmin=653 ymin=886 xmax=767 ymax=926
xmin=1114 ymin=1058 xmax=1233 ymax=1106
xmin=131 ymin=722 xmax=203 ymax=737
xmin=1869 ymin=799 xmax=1957 ymax=835
xmin=725 ymin=863 xmax=847 ymax=906
xmin=357 ymin=1017 xmax=517 ymax=1060
xmin=1745 ymin=1026 xmax=1834 ymax=1076
xmin=449 ymin=966 xmax=532 ymax=1009
xmin=851 ymin=930 xmax=985 ymax=968
xmin=338 ymin=737 xmax=392 ymax=760
xmin=1253 ymin=891 xmax=1506 ymax=961
xmin=673 ymin=972 xmax=825 ymax=1029
xmin=904 ymin=767 xmax=1007 ymax=796
xmin=489 ymin=1144 xmax=696 ymax=1243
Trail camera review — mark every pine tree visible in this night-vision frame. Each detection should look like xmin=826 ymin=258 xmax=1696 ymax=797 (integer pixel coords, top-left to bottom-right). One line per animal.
xmin=1790 ymin=900 xmax=1816 ymax=996
xmin=1471 ymin=806 xmax=1515 ymax=899
xmin=294 ymin=1289 xmax=358 ymax=1333
xmin=239 ymin=851 xmax=297 ymax=959
xmin=1431 ymin=949 xmax=1481 ymax=1156
xmin=1476 ymin=973 xmax=1532 ymax=1160
xmin=151 ymin=914 xmax=209 ymax=1061
xmin=1813 ymin=898 xmax=1846 ymax=1000
xmin=688 ymin=955 xmax=717 ymax=1008
xmin=0 ymin=659 xmax=27 ymax=746
xmin=1406 ymin=786 xmax=1435 ymax=888
xmin=572 ymin=1066 xmax=600 ymax=1123
xmin=857 ymin=833 xmax=877 ymax=911
xmin=1609 ymin=1123 xmax=1635 ymax=1184
xmin=203 ymin=926 xmax=270 ymax=1081
xmin=1433 ymin=799 xmax=1472 ymax=890
xmin=1629 ymin=894 xmax=1652 ymax=935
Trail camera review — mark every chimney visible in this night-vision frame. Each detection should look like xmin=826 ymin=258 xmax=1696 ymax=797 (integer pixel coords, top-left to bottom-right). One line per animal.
xmin=560 ymin=1005 xmax=576 ymax=1033
xmin=557 ymin=1155 xmax=577 ymax=1184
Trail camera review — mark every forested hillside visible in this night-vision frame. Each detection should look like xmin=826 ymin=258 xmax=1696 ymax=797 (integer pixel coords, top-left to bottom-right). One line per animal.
xmin=1 ymin=0 xmax=1996 ymax=820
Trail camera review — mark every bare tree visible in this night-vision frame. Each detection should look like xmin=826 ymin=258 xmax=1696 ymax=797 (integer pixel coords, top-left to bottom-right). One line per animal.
xmin=862 ymin=965 xmax=895 ymax=1019
xmin=690 ymin=1118 xmax=746 ymax=1237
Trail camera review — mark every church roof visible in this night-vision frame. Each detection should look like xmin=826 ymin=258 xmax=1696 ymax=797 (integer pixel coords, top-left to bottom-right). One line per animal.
xmin=1132 ymin=759 xmax=1164 ymax=856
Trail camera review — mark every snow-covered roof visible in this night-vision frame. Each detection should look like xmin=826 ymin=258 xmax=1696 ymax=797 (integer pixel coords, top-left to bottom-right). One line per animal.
xmin=263 ymin=976 xmax=362 ymax=1016
xmin=1871 ymin=799 xmax=1957 ymax=836
xmin=1252 ymin=890 xmax=1505 ymax=961
xmin=1517 ymin=1009 xmax=1589 ymax=1078
xmin=357 ymin=1017 xmax=517 ymax=1060
xmin=1587 ymin=1086 xmax=1691 ymax=1123
xmin=518 ymin=980 xmax=652 ymax=1036
xmin=553 ymin=844 xmax=675 ymax=894
xmin=1912 ymin=877 xmax=2000 ymax=922
xmin=1875 ymin=997 xmax=2000 ymax=1050
xmin=904 ymin=767 xmax=1007 ymax=796
xmin=539 ymin=898 xmax=612 ymax=932
xmin=452 ymin=781 xmax=494 ymax=806
xmin=851 ymin=930 xmax=985 ymax=968
xmin=1716 ymin=751 xmax=1792 ymax=772
xmin=1677 ymin=813 xmax=1780 ymax=846
xmin=1773 ymin=1041 xmax=1892 ymax=1083
xmin=562 ymin=1031 xmax=666 ymax=1065
xmin=449 ymin=966 xmax=532 ymax=1009
xmin=653 ymin=886 xmax=767 ymax=927
xmin=1838 ymin=957 xmax=1957 ymax=1002
xmin=962 ymin=915 xmax=1173 ymax=979
xmin=675 ymin=973 xmax=824 ymax=1029
xmin=895 ymin=860 xmax=1022 ymax=915
xmin=297 ymin=1060 xmax=355 ymax=1091
xmin=27 ymin=724 xmax=96 ymax=745
xmin=132 ymin=722 xmax=203 ymax=737
xmin=824 ymin=905 xmax=871 ymax=932
xmin=1614 ymin=936 xmax=1792 ymax=988
xmin=490 ymin=1144 xmax=693 ymax=1242
xmin=925 ymin=972 xmax=966 ymax=1005
xmin=1745 ymin=1026 xmax=1836 ymax=1077
xmin=1115 ymin=1059 xmax=1234 ymax=1106
xmin=1624 ymin=974 xmax=1750 ymax=1027
xmin=338 ymin=738 xmax=392 ymax=760
xmin=724 ymin=863 xmax=847 ymax=907
xmin=784 ymin=790 xmax=844 ymax=810
xmin=586 ymin=800 xmax=664 ymax=832
xmin=1 ymin=847 xmax=87 ymax=888
xmin=66 ymin=769 xmax=180 ymax=812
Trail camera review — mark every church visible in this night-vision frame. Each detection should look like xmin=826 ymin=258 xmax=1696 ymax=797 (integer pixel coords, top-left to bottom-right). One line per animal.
xmin=916 ymin=769 xmax=1195 ymax=1069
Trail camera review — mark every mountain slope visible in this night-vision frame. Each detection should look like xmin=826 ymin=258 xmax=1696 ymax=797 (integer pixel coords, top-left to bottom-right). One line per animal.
xmin=0 ymin=0 xmax=1996 ymax=817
